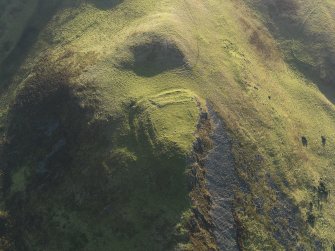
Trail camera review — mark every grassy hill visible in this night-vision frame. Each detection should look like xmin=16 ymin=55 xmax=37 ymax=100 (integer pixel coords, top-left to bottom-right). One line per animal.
xmin=0 ymin=0 xmax=335 ymax=250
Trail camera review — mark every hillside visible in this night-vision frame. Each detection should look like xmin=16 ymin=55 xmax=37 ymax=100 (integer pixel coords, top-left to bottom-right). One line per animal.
xmin=0 ymin=0 xmax=335 ymax=250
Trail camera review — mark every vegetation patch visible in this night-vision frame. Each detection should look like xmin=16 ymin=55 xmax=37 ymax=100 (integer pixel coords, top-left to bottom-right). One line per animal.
xmin=0 ymin=51 xmax=203 ymax=250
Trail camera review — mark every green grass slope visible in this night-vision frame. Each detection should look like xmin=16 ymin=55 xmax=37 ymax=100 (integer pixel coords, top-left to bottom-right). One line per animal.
xmin=0 ymin=0 xmax=335 ymax=250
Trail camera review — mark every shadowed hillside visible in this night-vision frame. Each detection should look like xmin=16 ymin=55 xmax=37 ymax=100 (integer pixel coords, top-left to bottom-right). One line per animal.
xmin=0 ymin=0 xmax=335 ymax=250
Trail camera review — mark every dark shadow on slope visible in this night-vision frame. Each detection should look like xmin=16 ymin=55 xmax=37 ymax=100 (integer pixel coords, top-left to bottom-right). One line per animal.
xmin=288 ymin=53 xmax=335 ymax=104
xmin=124 ymin=37 xmax=188 ymax=77
xmin=0 ymin=0 xmax=124 ymax=93
xmin=246 ymin=0 xmax=335 ymax=104
xmin=0 ymin=62 xmax=191 ymax=250
xmin=2 ymin=60 xmax=92 ymax=192
xmin=266 ymin=174 xmax=323 ymax=249
xmin=89 ymin=0 xmax=123 ymax=10
xmin=0 ymin=0 xmax=62 ymax=91
xmin=0 ymin=59 xmax=96 ymax=250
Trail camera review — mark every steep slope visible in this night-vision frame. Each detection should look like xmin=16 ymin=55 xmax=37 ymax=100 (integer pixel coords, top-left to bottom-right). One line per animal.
xmin=0 ymin=0 xmax=335 ymax=250
xmin=244 ymin=0 xmax=335 ymax=102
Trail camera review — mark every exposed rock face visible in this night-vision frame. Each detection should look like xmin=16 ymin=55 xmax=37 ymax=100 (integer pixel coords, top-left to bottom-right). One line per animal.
xmin=204 ymin=105 xmax=241 ymax=251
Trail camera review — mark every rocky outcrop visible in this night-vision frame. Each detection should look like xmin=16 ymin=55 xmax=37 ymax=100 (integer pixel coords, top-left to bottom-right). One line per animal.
xmin=204 ymin=105 xmax=241 ymax=251
xmin=189 ymin=103 xmax=245 ymax=251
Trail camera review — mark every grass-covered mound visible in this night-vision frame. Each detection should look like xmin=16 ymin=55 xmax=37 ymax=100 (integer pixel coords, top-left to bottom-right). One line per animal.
xmin=1 ymin=52 xmax=202 ymax=250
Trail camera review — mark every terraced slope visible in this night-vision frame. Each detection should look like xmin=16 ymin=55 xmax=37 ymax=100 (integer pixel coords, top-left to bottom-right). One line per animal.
xmin=0 ymin=0 xmax=335 ymax=250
